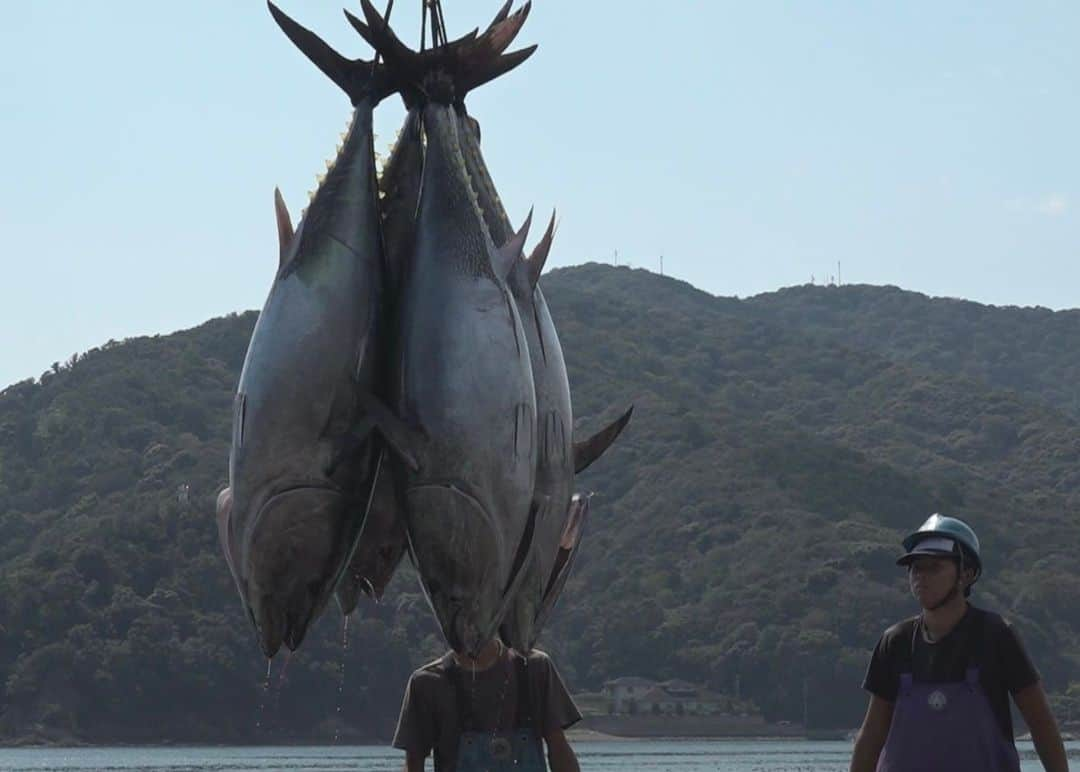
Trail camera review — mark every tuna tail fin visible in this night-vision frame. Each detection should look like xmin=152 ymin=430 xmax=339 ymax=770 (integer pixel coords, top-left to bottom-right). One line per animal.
xmin=494 ymin=208 xmax=533 ymax=280
xmin=273 ymin=188 xmax=295 ymax=268
xmin=487 ymin=0 xmax=514 ymax=30
xmin=345 ymin=11 xmax=481 ymax=55
xmin=573 ymin=406 xmax=634 ymax=474
xmin=353 ymin=0 xmax=536 ymax=105
xmin=267 ymin=1 xmax=390 ymax=105
xmin=525 ymin=210 xmax=557 ymax=288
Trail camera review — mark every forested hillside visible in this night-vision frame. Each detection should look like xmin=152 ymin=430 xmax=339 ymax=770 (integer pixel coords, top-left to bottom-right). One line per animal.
xmin=748 ymin=283 xmax=1080 ymax=418
xmin=2 ymin=264 xmax=1079 ymax=744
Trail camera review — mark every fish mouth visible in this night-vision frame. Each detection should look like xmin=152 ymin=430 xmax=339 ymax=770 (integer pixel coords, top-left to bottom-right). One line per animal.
xmin=441 ymin=601 xmax=483 ymax=658
xmin=405 ymin=481 xmax=504 ymax=655
xmin=406 ymin=480 xmax=495 ymax=529
xmin=257 ymin=481 xmax=342 ymax=515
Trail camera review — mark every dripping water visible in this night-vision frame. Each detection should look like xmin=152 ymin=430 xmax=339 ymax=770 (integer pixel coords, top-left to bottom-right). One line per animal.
xmin=333 ymin=613 xmax=352 ymax=745
xmin=271 ymin=650 xmax=292 ymax=729
xmin=255 ymin=658 xmax=272 ymax=733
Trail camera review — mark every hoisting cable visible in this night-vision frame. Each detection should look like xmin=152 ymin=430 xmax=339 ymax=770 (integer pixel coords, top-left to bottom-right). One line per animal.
xmin=371 ymin=0 xmax=395 ymax=71
xmin=429 ymin=0 xmax=449 ymax=48
xmin=420 ymin=0 xmax=428 ymax=52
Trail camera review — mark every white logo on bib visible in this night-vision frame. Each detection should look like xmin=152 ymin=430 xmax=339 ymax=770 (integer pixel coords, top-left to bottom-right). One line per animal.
xmin=489 ymin=737 xmax=513 ymax=762
xmin=928 ymin=690 xmax=948 ymax=711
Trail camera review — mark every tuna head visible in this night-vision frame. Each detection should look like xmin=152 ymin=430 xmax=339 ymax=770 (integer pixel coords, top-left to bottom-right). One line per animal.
xmin=530 ymin=492 xmax=590 ymax=643
xmin=219 ymin=3 xmax=398 ymax=657
xmin=405 ymin=483 xmax=521 ymax=657
xmin=238 ymin=484 xmax=354 ymax=657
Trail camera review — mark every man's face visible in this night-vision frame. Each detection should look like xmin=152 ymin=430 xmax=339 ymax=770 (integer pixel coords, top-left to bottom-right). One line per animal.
xmin=907 ymin=555 xmax=960 ymax=608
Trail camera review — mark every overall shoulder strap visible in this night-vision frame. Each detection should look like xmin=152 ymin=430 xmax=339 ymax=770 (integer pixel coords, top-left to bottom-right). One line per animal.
xmin=905 ymin=616 xmax=919 ymax=675
xmin=515 ymin=654 xmax=535 ymax=730
xmin=447 ymin=661 xmax=474 ymax=733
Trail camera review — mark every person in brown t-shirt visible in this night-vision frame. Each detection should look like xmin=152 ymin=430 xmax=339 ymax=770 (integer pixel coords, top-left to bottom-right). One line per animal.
xmin=392 ymin=638 xmax=582 ymax=771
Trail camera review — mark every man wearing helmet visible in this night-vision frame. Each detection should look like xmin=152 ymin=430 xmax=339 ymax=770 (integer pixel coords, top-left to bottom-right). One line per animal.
xmin=849 ymin=514 xmax=1069 ymax=772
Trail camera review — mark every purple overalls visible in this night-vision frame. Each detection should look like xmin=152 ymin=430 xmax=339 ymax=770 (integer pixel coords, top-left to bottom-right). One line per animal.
xmin=876 ymin=619 xmax=1021 ymax=772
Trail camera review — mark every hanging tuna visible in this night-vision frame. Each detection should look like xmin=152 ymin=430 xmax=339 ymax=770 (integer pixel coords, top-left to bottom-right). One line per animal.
xmin=218 ymin=0 xmax=634 ymax=660
xmin=449 ymin=74 xmax=633 ymax=653
xmin=216 ymin=3 xmax=416 ymax=657
xmin=354 ymin=0 xmax=544 ymax=656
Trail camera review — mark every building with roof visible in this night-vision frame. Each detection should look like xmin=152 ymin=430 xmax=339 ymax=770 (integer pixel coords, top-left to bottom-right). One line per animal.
xmin=602 ymin=677 xmax=727 ymax=715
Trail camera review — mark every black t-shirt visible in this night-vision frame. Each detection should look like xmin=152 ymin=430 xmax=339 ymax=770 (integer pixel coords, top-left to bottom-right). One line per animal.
xmin=862 ymin=605 xmax=1040 ymax=740
xmin=392 ymin=647 xmax=581 ymax=771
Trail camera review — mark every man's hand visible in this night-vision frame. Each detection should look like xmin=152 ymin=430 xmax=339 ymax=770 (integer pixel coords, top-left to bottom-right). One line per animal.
xmin=849 ymin=695 xmax=894 ymax=772
xmin=402 ymin=749 xmax=426 ymax=772
xmin=545 ymin=727 xmax=581 ymax=772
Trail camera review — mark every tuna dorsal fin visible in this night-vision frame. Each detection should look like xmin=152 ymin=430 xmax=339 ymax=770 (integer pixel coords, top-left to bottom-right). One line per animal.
xmin=526 ymin=210 xmax=557 ymax=288
xmin=495 ymin=208 xmax=533 ymax=280
xmin=273 ymin=188 xmax=295 ymax=268
xmin=573 ymin=405 xmax=634 ymax=474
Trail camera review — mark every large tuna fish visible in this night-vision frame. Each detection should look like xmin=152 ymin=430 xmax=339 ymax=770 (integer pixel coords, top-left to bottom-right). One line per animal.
xmin=356 ymin=1 xmax=539 ymax=656
xmin=332 ymin=111 xmax=425 ymax=616
xmin=452 ymin=111 xmax=632 ymax=650
xmin=328 ymin=12 xmax=519 ymax=616
xmin=216 ymin=4 xmax=409 ymax=657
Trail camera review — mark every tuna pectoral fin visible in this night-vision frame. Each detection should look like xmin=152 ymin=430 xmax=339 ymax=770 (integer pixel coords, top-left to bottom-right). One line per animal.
xmin=325 ymin=414 xmax=376 ymax=477
xmin=355 ymin=391 xmax=422 ymax=472
xmin=573 ymin=405 xmax=634 ymax=474
xmin=493 ymin=209 xmax=533 ymax=280
xmin=532 ymin=494 xmax=591 ymax=647
xmin=544 ymin=493 xmax=590 ymax=597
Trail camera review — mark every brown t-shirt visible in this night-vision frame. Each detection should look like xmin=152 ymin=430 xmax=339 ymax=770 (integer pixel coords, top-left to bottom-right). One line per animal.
xmin=392 ymin=648 xmax=581 ymax=770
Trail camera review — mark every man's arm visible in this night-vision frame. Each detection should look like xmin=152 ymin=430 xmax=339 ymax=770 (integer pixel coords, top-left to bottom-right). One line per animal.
xmin=849 ymin=694 xmax=893 ymax=772
xmin=401 ymin=749 xmax=426 ymax=772
xmin=545 ymin=726 xmax=580 ymax=772
xmin=1013 ymin=682 xmax=1069 ymax=772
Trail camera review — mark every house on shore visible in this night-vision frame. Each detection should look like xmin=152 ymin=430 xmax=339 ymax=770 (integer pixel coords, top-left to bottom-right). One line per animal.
xmin=602 ymin=677 xmax=727 ymax=716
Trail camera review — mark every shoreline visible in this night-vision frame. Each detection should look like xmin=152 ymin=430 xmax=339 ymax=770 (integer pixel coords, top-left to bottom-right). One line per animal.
xmin=0 ymin=733 xmax=847 ymax=749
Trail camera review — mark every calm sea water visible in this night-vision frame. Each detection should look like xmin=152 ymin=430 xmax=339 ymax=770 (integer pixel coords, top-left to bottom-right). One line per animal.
xmin=0 ymin=740 xmax=1074 ymax=771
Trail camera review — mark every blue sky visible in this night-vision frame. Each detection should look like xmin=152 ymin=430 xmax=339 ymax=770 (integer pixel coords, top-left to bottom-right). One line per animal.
xmin=2 ymin=1 xmax=1078 ymax=389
